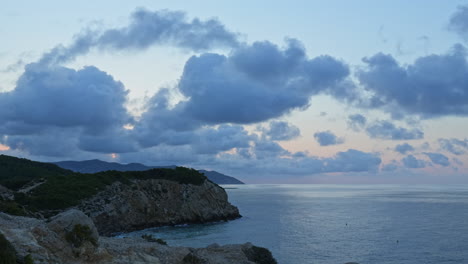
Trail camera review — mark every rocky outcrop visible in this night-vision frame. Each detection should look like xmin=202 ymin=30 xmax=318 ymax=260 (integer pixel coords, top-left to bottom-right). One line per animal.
xmin=0 ymin=210 xmax=276 ymax=264
xmin=0 ymin=184 xmax=14 ymax=200
xmin=78 ymin=179 xmax=241 ymax=235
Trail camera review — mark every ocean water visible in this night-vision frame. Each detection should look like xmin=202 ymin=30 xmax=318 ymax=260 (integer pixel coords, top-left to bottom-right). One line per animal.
xmin=126 ymin=185 xmax=468 ymax=264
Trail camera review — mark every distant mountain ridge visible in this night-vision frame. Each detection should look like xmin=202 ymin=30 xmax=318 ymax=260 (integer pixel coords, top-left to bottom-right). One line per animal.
xmin=53 ymin=159 xmax=244 ymax=184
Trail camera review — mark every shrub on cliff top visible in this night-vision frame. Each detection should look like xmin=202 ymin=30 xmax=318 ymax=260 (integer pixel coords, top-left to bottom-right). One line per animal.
xmin=0 ymin=233 xmax=16 ymax=264
xmin=65 ymin=224 xmax=97 ymax=248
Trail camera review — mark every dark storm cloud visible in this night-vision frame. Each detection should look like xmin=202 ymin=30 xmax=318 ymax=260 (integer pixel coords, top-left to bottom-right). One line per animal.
xmin=448 ymin=5 xmax=468 ymax=40
xmin=402 ymin=155 xmax=426 ymax=169
xmin=313 ymin=131 xmax=344 ymax=146
xmin=394 ymin=143 xmax=415 ymax=154
xmin=39 ymin=8 xmax=240 ymax=66
xmin=262 ymin=121 xmax=301 ymax=141
xmin=366 ymin=120 xmax=424 ymax=140
xmin=357 ymin=45 xmax=468 ymax=118
xmin=347 ymin=114 xmax=367 ymax=131
xmin=438 ymin=138 xmax=468 ymax=155
xmin=177 ymin=40 xmax=353 ymax=124
xmin=423 ymin=152 xmax=450 ymax=167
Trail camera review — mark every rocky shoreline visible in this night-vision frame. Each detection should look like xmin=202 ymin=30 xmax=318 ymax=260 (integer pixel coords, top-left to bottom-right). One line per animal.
xmin=0 ymin=155 xmax=276 ymax=263
xmin=0 ymin=209 xmax=276 ymax=264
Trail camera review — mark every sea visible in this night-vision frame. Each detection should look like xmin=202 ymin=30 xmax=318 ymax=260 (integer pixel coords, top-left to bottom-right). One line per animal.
xmin=124 ymin=184 xmax=468 ymax=264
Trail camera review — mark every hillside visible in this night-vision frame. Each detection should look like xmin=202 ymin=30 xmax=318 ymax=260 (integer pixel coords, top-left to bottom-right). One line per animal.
xmin=0 ymin=155 xmax=72 ymax=190
xmin=199 ymin=170 xmax=244 ymax=184
xmin=54 ymin=159 xmax=244 ymax=184
xmin=0 ymin=155 xmax=206 ymax=213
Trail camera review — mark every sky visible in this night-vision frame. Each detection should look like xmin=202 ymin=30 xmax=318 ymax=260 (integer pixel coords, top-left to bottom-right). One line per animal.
xmin=1 ymin=0 xmax=468 ymax=183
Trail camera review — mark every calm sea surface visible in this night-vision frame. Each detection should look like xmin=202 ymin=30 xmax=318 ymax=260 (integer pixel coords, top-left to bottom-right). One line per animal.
xmin=125 ymin=184 xmax=468 ymax=264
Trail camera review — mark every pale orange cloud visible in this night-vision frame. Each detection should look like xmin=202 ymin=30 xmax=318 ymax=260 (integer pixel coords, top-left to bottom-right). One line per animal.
xmin=0 ymin=144 xmax=10 ymax=151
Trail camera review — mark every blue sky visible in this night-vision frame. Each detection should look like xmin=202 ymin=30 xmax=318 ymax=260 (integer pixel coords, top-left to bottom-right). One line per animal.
xmin=1 ymin=1 xmax=468 ymax=183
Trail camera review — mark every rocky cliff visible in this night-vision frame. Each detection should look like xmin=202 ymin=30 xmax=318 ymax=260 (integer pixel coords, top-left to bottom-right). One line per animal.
xmin=78 ymin=179 xmax=241 ymax=235
xmin=0 ymin=209 xmax=276 ymax=264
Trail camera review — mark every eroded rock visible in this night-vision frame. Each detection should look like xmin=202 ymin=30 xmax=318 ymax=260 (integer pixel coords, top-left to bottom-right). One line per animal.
xmin=79 ymin=179 xmax=240 ymax=235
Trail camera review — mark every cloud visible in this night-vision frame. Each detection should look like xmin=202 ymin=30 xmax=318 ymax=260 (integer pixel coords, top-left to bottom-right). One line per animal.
xmin=323 ymin=149 xmax=381 ymax=172
xmin=0 ymin=64 xmax=135 ymax=156
xmin=192 ymin=125 xmax=255 ymax=155
xmin=438 ymin=138 xmax=468 ymax=155
xmin=366 ymin=120 xmax=424 ymax=140
xmin=0 ymin=64 xmax=131 ymax=132
xmin=357 ymin=45 xmax=468 ymax=118
xmin=402 ymin=154 xmax=426 ymax=169
xmin=38 ymin=8 xmax=240 ymax=66
xmin=394 ymin=143 xmax=415 ymax=154
xmin=382 ymin=162 xmax=399 ymax=172
xmin=262 ymin=121 xmax=300 ymax=141
xmin=176 ymin=39 xmax=353 ymax=124
xmin=448 ymin=5 xmax=468 ymax=40
xmin=347 ymin=114 xmax=367 ymax=131
xmin=314 ymin=130 xmax=344 ymax=146
xmin=423 ymin=152 xmax=450 ymax=167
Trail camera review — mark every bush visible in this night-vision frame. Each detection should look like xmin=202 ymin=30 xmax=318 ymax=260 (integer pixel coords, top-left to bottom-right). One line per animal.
xmin=24 ymin=254 xmax=34 ymax=264
xmin=243 ymin=245 xmax=277 ymax=264
xmin=141 ymin=234 xmax=167 ymax=245
xmin=65 ymin=224 xmax=97 ymax=248
xmin=0 ymin=233 xmax=16 ymax=264
xmin=0 ymin=199 xmax=27 ymax=216
xmin=182 ymin=252 xmax=205 ymax=264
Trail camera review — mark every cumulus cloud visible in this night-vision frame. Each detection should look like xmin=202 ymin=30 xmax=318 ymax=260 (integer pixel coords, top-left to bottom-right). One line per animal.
xmin=402 ymin=155 xmax=426 ymax=169
xmin=394 ymin=143 xmax=415 ymax=154
xmin=438 ymin=138 xmax=468 ymax=155
xmin=423 ymin=152 xmax=450 ymax=167
xmin=0 ymin=64 xmax=131 ymax=132
xmin=347 ymin=114 xmax=367 ymax=131
xmin=357 ymin=45 xmax=468 ymax=118
xmin=176 ymin=39 xmax=353 ymax=124
xmin=448 ymin=5 xmax=468 ymax=40
xmin=366 ymin=120 xmax=424 ymax=140
xmin=192 ymin=125 xmax=254 ymax=155
xmin=314 ymin=131 xmax=344 ymax=146
xmin=39 ymin=8 xmax=240 ymax=66
xmin=261 ymin=121 xmax=300 ymax=141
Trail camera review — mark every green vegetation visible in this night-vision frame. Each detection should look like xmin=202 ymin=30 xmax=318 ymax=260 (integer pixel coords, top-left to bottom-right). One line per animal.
xmin=182 ymin=252 xmax=205 ymax=264
xmin=65 ymin=224 xmax=97 ymax=248
xmin=24 ymin=254 xmax=34 ymax=264
xmin=0 ymin=155 xmax=72 ymax=190
xmin=243 ymin=246 xmax=278 ymax=264
xmin=0 ymin=197 xmax=27 ymax=216
xmin=141 ymin=234 xmax=168 ymax=245
xmin=0 ymin=233 xmax=16 ymax=264
xmin=0 ymin=155 xmax=207 ymax=213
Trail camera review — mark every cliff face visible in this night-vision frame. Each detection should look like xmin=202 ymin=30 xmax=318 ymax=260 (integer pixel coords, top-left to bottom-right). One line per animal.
xmin=0 ymin=210 xmax=276 ymax=264
xmin=78 ymin=179 xmax=241 ymax=235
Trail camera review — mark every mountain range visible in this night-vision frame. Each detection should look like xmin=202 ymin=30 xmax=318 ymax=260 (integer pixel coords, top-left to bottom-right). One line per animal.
xmin=53 ymin=159 xmax=244 ymax=184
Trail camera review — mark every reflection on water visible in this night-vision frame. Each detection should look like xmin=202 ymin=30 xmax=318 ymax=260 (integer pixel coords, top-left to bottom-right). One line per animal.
xmin=122 ymin=184 xmax=468 ymax=264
